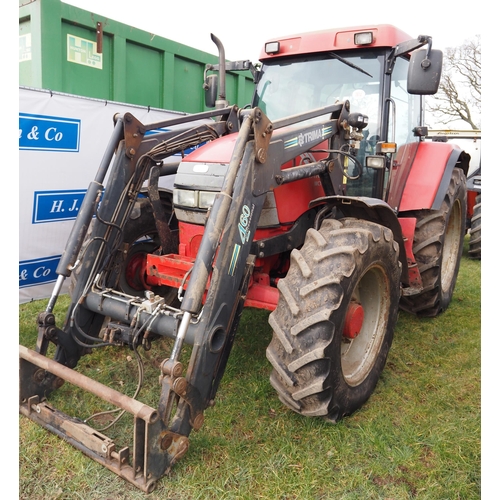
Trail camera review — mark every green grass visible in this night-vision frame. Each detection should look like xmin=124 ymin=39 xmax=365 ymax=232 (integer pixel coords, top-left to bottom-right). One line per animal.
xmin=19 ymin=239 xmax=480 ymax=499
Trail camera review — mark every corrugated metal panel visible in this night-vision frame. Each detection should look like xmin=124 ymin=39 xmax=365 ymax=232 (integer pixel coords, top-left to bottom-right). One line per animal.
xmin=173 ymin=56 xmax=205 ymax=113
xmin=18 ymin=0 xmax=254 ymax=112
xmin=125 ymin=41 xmax=164 ymax=108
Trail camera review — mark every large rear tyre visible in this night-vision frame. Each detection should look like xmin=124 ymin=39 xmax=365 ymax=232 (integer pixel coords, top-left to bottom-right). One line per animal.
xmin=266 ymin=218 xmax=401 ymax=422
xmin=468 ymin=193 xmax=481 ymax=260
xmin=400 ymin=168 xmax=467 ymax=317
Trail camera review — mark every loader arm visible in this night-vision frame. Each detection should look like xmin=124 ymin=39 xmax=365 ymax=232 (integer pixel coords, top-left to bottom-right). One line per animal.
xmin=20 ymin=102 xmax=350 ymax=492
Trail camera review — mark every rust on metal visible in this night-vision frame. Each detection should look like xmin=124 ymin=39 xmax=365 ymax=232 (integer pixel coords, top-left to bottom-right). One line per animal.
xmin=164 ymin=432 xmax=190 ymax=463
xmin=19 ymin=345 xmax=158 ymax=423
xmin=96 ymin=22 xmax=103 ymax=53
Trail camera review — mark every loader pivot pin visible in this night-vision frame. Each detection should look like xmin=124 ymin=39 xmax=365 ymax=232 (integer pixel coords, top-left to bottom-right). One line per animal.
xmin=343 ymin=301 xmax=364 ymax=339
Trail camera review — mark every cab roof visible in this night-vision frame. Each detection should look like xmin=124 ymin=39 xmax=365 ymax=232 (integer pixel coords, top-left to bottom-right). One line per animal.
xmin=259 ymin=24 xmax=415 ymax=60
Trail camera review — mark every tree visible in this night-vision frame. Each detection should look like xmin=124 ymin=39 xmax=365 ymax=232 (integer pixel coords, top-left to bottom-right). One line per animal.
xmin=427 ymin=35 xmax=481 ymax=130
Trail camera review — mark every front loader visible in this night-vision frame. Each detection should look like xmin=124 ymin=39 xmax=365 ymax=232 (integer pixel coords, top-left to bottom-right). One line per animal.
xmin=20 ymin=26 xmax=471 ymax=492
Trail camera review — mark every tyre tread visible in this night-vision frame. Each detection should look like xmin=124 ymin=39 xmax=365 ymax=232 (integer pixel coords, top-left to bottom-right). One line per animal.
xmin=267 ymin=218 xmax=401 ymax=421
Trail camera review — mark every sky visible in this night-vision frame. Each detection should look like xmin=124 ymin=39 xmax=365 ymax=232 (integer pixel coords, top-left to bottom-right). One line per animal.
xmin=62 ymin=0 xmax=481 ymax=62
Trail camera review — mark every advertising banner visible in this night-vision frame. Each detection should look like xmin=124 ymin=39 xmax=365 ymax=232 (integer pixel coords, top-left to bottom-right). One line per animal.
xmin=19 ymin=87 xmax=195 ymax=303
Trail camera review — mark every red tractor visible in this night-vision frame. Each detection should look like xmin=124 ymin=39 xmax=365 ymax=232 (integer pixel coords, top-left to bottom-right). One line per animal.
xmin=20 ymin=25 xmax=471 ymax=492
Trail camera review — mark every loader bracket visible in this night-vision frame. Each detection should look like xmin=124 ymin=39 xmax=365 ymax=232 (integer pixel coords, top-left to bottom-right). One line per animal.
xmin=122 ymin=112 xmax=146 ymax=159
xmin=36 ymin=311 xmax=81 ymax=367
xmin=158 ymin=369 xmax=205 ymax=431
xmin=253 ymin=108 xmax=273 ymax=164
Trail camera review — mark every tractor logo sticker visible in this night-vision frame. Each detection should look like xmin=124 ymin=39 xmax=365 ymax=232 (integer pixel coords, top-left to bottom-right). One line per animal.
xmin=284 ymin=126 xmax=333 ymax=150
xmin=229 ymin=203 xmax=255 ymax=275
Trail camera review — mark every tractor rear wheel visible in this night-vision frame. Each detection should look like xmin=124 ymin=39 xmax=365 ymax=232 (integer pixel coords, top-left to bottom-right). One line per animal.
xmin=266 ymin=218 xmax=401 ymax=422
xmin=400 ymin=168 xmax=467 ymax=317
xmin=468 ymin=193 xmax=481 ymax=259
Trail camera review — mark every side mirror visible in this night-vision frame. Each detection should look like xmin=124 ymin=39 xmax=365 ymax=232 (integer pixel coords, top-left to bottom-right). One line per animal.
xmin=204 ymin=74 xmax=218 ymax=108
xmin=407 ymin=48 xmax=443 ymax=95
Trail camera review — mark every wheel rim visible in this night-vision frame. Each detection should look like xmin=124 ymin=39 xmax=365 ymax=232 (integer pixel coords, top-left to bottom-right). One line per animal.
xmin=124 ymin=244 xmax=154 ymax=291
xmin=120 ymin=238 xmax=159 ymax=295
xmin=341 ymin=265 xmax=391 ymax=386
xmin=441 ymin=198 xmax=462 ymax=293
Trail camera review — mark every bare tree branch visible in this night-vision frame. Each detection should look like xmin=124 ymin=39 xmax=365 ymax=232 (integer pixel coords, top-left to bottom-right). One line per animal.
xmin=427 ymin=35 xmax=481 ymax=129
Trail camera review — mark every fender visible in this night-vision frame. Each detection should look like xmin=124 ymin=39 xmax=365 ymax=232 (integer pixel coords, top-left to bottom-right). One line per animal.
xmin=311 ymin=196 xmax=409 ymax=284
xmin=395 ymin=141 xmax=469 ymax=212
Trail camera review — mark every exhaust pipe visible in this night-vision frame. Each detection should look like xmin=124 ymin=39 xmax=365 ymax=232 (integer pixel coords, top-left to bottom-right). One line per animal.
xmin=210 ymin=33 xmax=229 ymax=108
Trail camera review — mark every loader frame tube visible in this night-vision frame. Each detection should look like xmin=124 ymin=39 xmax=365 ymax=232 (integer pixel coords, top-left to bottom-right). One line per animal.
xmin=180 ymin=112 xmax=254 ymax=314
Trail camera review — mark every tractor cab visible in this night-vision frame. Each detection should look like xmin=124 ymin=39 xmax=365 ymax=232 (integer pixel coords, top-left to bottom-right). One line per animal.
xmin=253 ymin=25 xmax=442 ymax=201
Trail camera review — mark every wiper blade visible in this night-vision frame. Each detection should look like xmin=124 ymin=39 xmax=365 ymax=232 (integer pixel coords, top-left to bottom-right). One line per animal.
xmin=329 ymin=52 xmax=373 ymax=77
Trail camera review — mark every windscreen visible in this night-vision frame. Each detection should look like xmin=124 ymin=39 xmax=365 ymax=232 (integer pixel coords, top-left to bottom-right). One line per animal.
xmin=254 ymin=51 xmax=385 ymax=195
xmin=254 ymin=51 xmax=384 ymax=138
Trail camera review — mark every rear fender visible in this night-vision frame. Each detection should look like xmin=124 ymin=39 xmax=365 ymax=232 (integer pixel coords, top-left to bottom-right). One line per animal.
xmin=397 ymin=142 xmax=469 ymax=212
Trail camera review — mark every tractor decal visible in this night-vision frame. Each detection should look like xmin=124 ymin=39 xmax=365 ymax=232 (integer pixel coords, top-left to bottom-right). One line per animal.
xmin=228 ymin=243 xmax=241 ymax=276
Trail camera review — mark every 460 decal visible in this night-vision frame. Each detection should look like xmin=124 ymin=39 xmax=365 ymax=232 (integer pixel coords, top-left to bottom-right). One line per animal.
xmin=238 ymin=204 xmax=255 ymax=245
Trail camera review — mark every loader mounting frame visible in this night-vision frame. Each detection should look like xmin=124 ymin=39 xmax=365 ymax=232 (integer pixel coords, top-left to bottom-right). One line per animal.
xmin=19 ymin=102 xmax=351 ymax=492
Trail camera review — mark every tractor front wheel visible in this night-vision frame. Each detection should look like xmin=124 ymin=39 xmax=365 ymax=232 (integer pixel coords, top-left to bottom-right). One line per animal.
xmin=266 ymin=218 xmax=401 ymax=422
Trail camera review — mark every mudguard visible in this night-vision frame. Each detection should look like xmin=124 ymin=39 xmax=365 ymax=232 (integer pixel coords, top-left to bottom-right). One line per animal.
xmin=310 ymin=195 xmax=409 ymax=283
xmin=390 ymin=141 xmax=469 ymax=212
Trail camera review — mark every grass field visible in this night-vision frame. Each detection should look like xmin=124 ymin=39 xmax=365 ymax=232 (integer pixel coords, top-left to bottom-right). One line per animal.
xmin=19 ymin=238 xmax=481 ymax=499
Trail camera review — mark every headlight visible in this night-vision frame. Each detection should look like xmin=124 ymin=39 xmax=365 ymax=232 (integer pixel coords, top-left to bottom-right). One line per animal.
xmin=174 ymin=188 xmax=217 ymax=209
xmin=265 ymin=41 xmax=280 ymax=55
xmin=198 ymin=191 xmax=216 ymax=209
xmin=173 ymin=189 xmax=198 ymax=208
xmin=354 ymin=32 xmax=374 ymax=45
xmin=366 ymin=155 xmax=386 ymax=170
